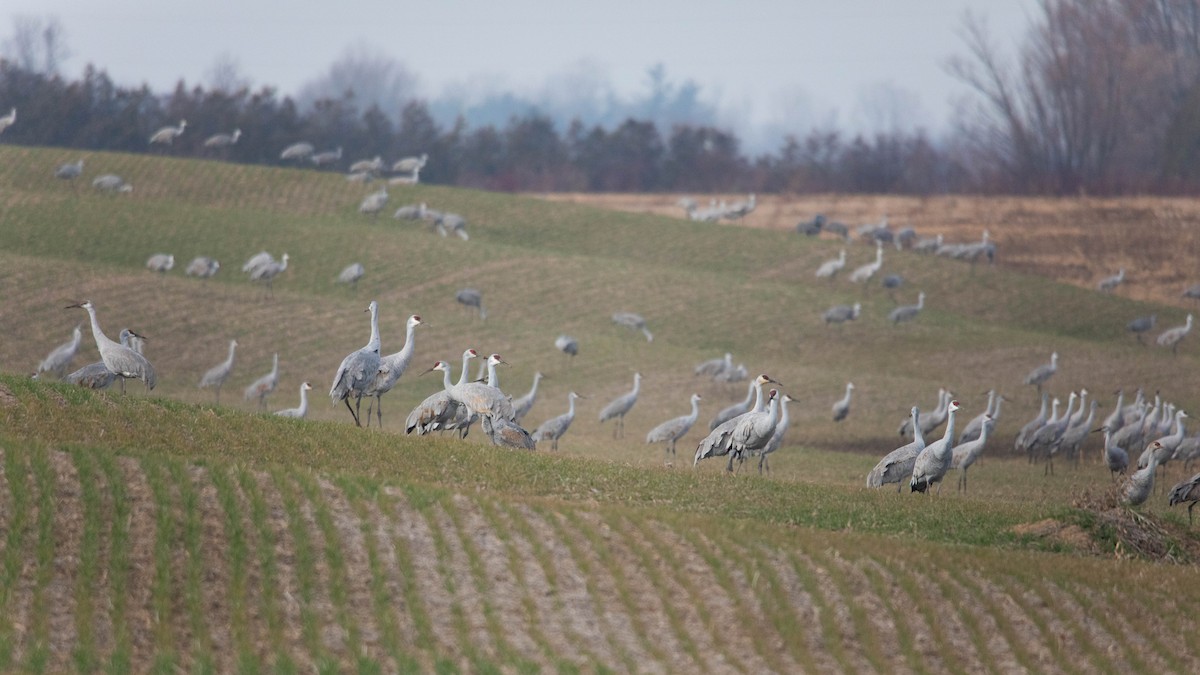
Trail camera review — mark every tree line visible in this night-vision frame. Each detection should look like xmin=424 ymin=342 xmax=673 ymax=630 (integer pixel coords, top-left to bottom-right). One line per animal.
xmin=4 ymin=0 xmax=1200 ymax=196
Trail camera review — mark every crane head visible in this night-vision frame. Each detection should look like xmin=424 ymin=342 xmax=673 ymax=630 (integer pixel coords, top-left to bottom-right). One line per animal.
xmin=948 ymin=400 xmax=961 ymax=413
xmin=301 ymin=382 xmax=313 ymax=391
xmin=489 ymin=354 xmax=508 ymax=366
xmin=465 ymin=349 xmax=478 ymax=359
xmin=409 ymin=315 xmax=424 ymax=327
xmin=691 ymin=394 xmax=702 ymax=402
xmin=65 ymin=300 xmax=92 ymax=310
xmin=419 ymin=361 xmax=447 ymax=376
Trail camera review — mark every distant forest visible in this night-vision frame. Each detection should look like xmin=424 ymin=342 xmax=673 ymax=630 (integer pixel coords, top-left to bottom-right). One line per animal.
xmin=4 ymin=0 xmax=1200 ymax=196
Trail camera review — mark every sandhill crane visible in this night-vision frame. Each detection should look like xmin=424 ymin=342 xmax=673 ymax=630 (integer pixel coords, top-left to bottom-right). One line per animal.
xmin=533 ymin=391 xmax=582 ymax=450
xmin=612 ymin=312 xmax=653 ymax=341
xmin=695 ymin=353 xmax=732 ymax=379
xmin=796 ymin=213 xmax=825 ymax=236
xmin=1140 ymin=410 xmax=1187 ymax=470
xmin=1058 ymin=399 xmax=1099 ymax=467
xmin=868 ymin=407 xmax=927 ymax=491
xmin=709 ymin=378 xmax=758 ymax=430
xmin=899 ymin=388 xmax=946 ymax=438
xmin=1015 ymin=393 xmax=1049 ymax=458
xmin=832 ymin=382 xmax=854 ymax=422
xmin=717 ymin=363 xmax=748 ymax=383
xmin=275 ymin=382 xmax=313 ymax=419
xmin=1124 ymin=445 xmax=1162 ymax=506
xmin=1068 ymin=389 xmax=1090 ymax=429
xmin=1098 ymin=268 xmax=1125 ymax=292
xmin=1103 ymin=390 xmax=1126 ymax=432
xmin=433 ymin=212 xmax=470 ymax=240
xmin=203 ymin=128 xmax=241 ymax=148
xmin=92 ymin=174 xmax=132 ymax=193
xmin=823 ymin=302 xmax=861 ymax=325
xmin=1127 ymin=315 xmax=1156 ymax=345
xmin=242 ymin=251 xmax=274 ymax=275
xmin=960 ymin=390 xmax=997 ymax=444
xmin=337 ymin=263 xmax=365 ymax=288
xmin=1096 ymin=426 xmax=1130 ymax=480
xmin=456 ymin=288 xmax=486 ymax=319
xmin=895 ymin=226 xmax=917 ymax=250
xmin=329 ymin=301 xmax=382 ymax=427
xmin=849 ymin=243 xmax=884 ymax=284
xmin=364 ymin=314 xmax=423 ymax=428
xmin=66 ymin=301 xmax=156 ymax=391
xmin=394 ymin=202 xmax=427 ymax=221
xmin=646 ymin=393 xmax=702 ymax=460
xmin=752 ymin=393 xmax=795 ymax=475
xmin=599 ymin=372 xmax=641 ymax=439
xmin=311 ymin=146 xmax=343 ymax=167
xmin=815 ymin=249 xmax=846 ymax=280
xmin=1168 ymin=472 xmax=1200 ymax=524
xmin=359 ymin=187 xmax=388 ymax=217
xmin=723 ymin=388 xmax=783 ymax=472
xmin=244 ymin=353 xmax=280 ymax=410
xmin=694 ymin=375 xmax=778 ymax=468
xmin=185 ymin=256 xmax=220 ymax=279
xmin=146 ymin=253 xmax=174 ymax=274
xmin=910 ymin=400 xmax=962 ymax=494
xmin=280 ymin=142 xmax=314 ymax=161
xmin=952 ymin=414 xmax=993 ymax=493
xmin=392 ymin=153 xmax=428 ymax=180
xmin=198 ymin=339 xmax=238 ymax=403
xmin=55 ymin=159 xmax=84 ymax=180
xmin=481 ymin=414 xmax=536 ymax=450
xmin=913 ymin=234 xmax=943 ymax=253
xmin=0 ymin=107 xmax=14 ymax=135
xmin=555 ymin=335 xmax=578 ymax=360
xmin=1156 ymin=314 xmax=1193 ymax=354
xmin=1023 ymin=352 xmax=1058 ymax=398
xmin=250 ymin=253 xmax=289 ymax=298
xmin=888 ymin=292 xmax=925 ymax=324
xmin=149 ymin=119 xmax=186 ymax=145
xmin=349 ymin=156 xmax=384 ymax=174
xmin=450 ymin=353 xmax=514 ymax=421
xmin=405 ymin=351 xmax=475 ymax=435
xmin=512 ymin=372 xmax=545 ymax=424
xmin=881 ymin=274 xmax=904 ymax=302
xmin=1029 ymin=392 xmax=1075 ymax=473
xmin=66 ymin=328 xmax=141 ymax=390
xmin=37 ymin=324 xmax=83 ymax=380
xmin=724 ymin=194 xmax=756 ymax=220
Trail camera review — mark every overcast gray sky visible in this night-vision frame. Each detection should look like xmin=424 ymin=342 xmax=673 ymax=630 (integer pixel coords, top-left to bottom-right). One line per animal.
xmin=6 ymin=0 xmax=1035 ymax=143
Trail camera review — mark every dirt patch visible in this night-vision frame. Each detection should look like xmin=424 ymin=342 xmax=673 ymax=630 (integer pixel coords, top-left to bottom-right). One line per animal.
xmin=1011 ymin=519 xmax=1099 ymax=554
xmin=0 ymin=383 xmax=18 ymax=408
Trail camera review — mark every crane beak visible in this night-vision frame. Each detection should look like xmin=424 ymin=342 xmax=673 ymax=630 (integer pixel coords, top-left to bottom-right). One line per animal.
xmin=419 ymin=367 xmax=435 ymax=377
xmin=64 ymin=302 xmax=84 ymax=309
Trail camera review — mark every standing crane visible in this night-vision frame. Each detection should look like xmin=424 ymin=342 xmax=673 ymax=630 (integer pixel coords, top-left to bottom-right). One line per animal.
xmin=533 ymin=391 xmax=583 ymax=450
xmin=66 ymin=301 xmax=156 ymax=391
xmin=822 ymin=302 xmax=861 ymax=325
xmin=848 ymin=242 xmax=884 ymax=285
xmin=752 ymin=393 xmax=795 ymax=475
xmin=709 ymin=378 xmax=757 ymax=430
xmin=1127 ymin=315 xmax=1157 ymax=345
xmin=37 ymin=324 xmax=82 ymax=380
xmin=0 ymin=107 xmax=15 ymax=135
xmin=275 ymin=382 xmax=313 ymax=419
xmin=1015 ymin=393 xmax=1049 ymax=458
xmin=456 ymin=288 xmax=486 ymax=319
xmin=280 ymin=142 xmax=314 ymax=161
xmin=244 ymin=353 xmax=280 ymax=410
xmin=888 ymin=292 xmax=925 ymax=324
xmin=359 ymin=187 xmax=389 ymax=217
xmin=446 ymin=352 xmax=514 ymax=422
xmin=250 ymin=253 xmax=289 ymax=298
xmin=405 ymin=350 xmax=475 ymax=435
xmin=724 ymin=389 xmax=783 ymax=472
xmin=481 ymin=414 xmax=537 ymax=450
xmin=1023 ymin=351 xmax=1059 ymax=398
xmin=364 ymin=314 xmax=424 ymax=428
xmin=815 ymin=249 xmax=846 ymax=280
xmin=1097 ymin=268 xmax=1125 ymax=292
xmin=338 ymin=263 xmax=365 ymax=288
xmin=512 ymin=372 xmax=545 ymax=424
xmin=392 ymin=153 xmax=428 ymax=182
xmin=694 ymin=352 xmax=732 ymax=379
xmin=329 ymin=300 xmax=382 ymax=427
xmin=832 ymin=382 xmax=854 ymax=422
xmin=599 ymin=372 xmax=641 ymax=439
xmin=1124 ymin=444 xmax=1162 ymax=506
xmin=55 ymin=159 xmax=84 ymax=181
xmin=952 ymin=414 xmax=993 ymax=493
xmin=910 ymin=400 xmax=963 ymax=494
xmin=203 ymin=128 xmax=241 ymax=148
xmin=1096 ymin=426 xmax=1129 ymax=480
xmin=1156 ymin=314 xmax=1194 ymax=354
xmin=694 ymin=374 xmax=778 ymax=468
xmin=66 ymin=328 xmax=142 ymax=390
xmin=311 ymin=146 xmax=343 ymax=167
xmin=1168 ymin=472 xmax=1200 ymax=524
xmin=198 ymin=339 xmax=238 ymax=404
xmin=1029 ymin=392 xmax=1076 ymax=473
xmin=868 ymin=407 xmax=927 ymax=491
xmin=612 ymin=312 xmax=653 ymax=341
xmin=149 ymin=120 xmax=187 ymax=145
xmin=646 ymin=393 xmax=702 ymax=461
xmin=960 ymin=390 xmax=997 ymax=444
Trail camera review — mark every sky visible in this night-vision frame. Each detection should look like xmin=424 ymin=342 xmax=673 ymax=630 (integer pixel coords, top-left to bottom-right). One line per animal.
xmin=5 ymin=1 xmax=1036 ymax=146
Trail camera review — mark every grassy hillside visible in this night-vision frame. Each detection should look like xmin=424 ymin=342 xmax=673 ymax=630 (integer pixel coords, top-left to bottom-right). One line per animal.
xmin=1 ymin=145 xmax=1200 ymax=671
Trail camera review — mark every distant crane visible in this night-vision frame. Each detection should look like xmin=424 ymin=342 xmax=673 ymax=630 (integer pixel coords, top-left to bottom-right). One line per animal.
xmin=337 ymin=263 xmax=365 ymax=288
xmin=37 ymin=324 xmax=82 ymax=380
xmin=709 ymin=378 xmax=757 ymax=430
xmin=149 ymin=119 xmax=187 ymax=145
xmin=752 ymin=393 xmax=795 ymax=475
xmin=1127 ymin=314 xmax=1156 ymax=345
xmin=960 ymin=391 xmax=1004 ymax=444
xmin=881 ymin=274 xmax=904 ymax=302
xmin=0 ymin=107 xmax=15 ymax=135
xmin=694 ymin=374 xmax=778 ymax=469
xmin=832 ymin=382 xmax=854 ymax=422
xmin=146 ymin=253 xmax=174 ymax=274
xmin=54 ymin=159 xmax=84 ymax=181
xmin=92 ymin=175 xmax=132 ymax=193
xmin=512 ymin=371 xmax=545 ymax=424
xmin=868 ymin=407 xmax=927 ymax=491
xmin=349 ymin=156 xmax=384 ymax=174
xmin=280 ymin=142 xmax=314 ymax=161
xmin=358 ymin=187 xmax=388 ymax=217
xmin=719 ymin=388 xmax=782 ymax=472
xmin=555 ymin=334 xmax=578 ymax=360
xmin=456 ymin=288 xmax=486 ymax=319
xmin=646 ymin=393 xmax=702 ymax=461
xmin=694 ymin=353 xmax=732 ymax=379
xmin=433 ymin=212 xmax=470 ymax=240
xmin=250 ymin=253 xmax=289 ymax=298
xmin=951 ymin=414 xmax=993 ymax=493
xmin=910 ymin=400 xmax=962 ymax=494
xmin=275 ymin=382 xmax=313 ymax=419
xmin=311 ymin=146 xmax=343 ymax=167
xmin=185 ymin=256 xmax=221 ymax=280
xmin=1097 ymin=268 xmax=1125 ymax=292
xmin=822 ymin=302 xmax=861 ymax=325
xmin=1015 ymin=392 xmax=1049 ymax=458
xmin=66 ymin=301 xmax=156 ymax=391
xmin=1097 ymin=426 xmax=1130 ymax=480
xmin=405 ymin=351 xmax=475 ymax=436
xmin=203 ymin=128 xmax=241 ymax=148
xmin=849 ymin=242 xmax=884 ymax=285
xmin=1156 ymin=314 xmax=1194 ymax=354
xmin=1168 ymin=471 xmax=1200 ymax=524
xmin=612 ymin=312 xmax=653 ymax=341
xmin=198 ymin=339 xmax=238 ymax=404
xmin=533 ymin=391 xmax=583 ymax=451
xmin=1023 ymin=351 xmax=1059 ymax=398
xmin=244 ymin=353 xmax=280 ymax=410
xmin=391 ymin=153 xmax=428 ymax=182
xmin=66 ymin=328 xmax=142 ymax=390
xmin=815 ymin=249 xmax=846 ymax=280
xmin=329 ymin=301 xmax=382 ymax=427
xmin=599 ymin=372 xmax=642 ymax=439
xmin=364 ymin=314 xmax=424 ymax=428
xmin=242 ymin=251 xmax=274 ymax=275
xmin=1123 ymin=444 xmax=1162 ymax=506
xmin=888 ymin=292 xmax=925 ymax=324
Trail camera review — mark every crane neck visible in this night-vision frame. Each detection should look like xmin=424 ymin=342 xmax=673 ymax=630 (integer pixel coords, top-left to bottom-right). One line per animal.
xmin=440 ymin=366 xmax=454 ymax=392
xmin=487 ymin=361 xmax=499 ymax=388
xmin=81 ymin=304 xmax=112 ymax=348
xmin=270 ymin=353 xmax=278 ymax=377
xmin=297 ymin=386 xmax=309 ymax=414
xmin=751 ymin=382 xmax=766 ymax=413
xmin=457 ymin=353 xmax=473 ymax=387
xmin=396 ymin=320 xmax=418 ymax=362
xmin=566 ymin=395 xmax=577 ymax=418
xmin=911 ymin=409 xmax=925 ymax=447
xmin=225 ymin=341 xmax=238 ymax=366
xmin=777 ymin=397 xmax=790 ymax=428
xmin=739 ymin=380 xmax=756 ymax=408
xmin=688 ymin=397 xmax=701 ymax=421
xmin=939 ymin=407 xmax=958 ymax=454
xmin=366 ymin=304 xmax=380 ymax=352
xmin=631 ymin=375 xmax=641 ymax=396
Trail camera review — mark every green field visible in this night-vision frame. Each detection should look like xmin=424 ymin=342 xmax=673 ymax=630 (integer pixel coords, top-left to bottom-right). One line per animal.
xmin=1 ymin=145 xmax=1199 ymax=672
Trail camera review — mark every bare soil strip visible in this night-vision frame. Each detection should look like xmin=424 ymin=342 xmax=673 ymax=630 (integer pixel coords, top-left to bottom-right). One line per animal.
xmin=45 ymin=449 xmax=81 ymax=672
xmin=387 ymin=490 xmax=461 ymax=658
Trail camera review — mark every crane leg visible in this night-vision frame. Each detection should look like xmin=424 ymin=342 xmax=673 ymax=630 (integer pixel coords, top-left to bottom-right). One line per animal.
xmin=1189 ymin=503 xmax=1195 ymax=526
xmin=344 ymin=397 xmax=362 ymax=427
xmin=215 ymin=387 xmax=221 ymax=405
xmin=375 ymin=396 xmax=384 ymax=428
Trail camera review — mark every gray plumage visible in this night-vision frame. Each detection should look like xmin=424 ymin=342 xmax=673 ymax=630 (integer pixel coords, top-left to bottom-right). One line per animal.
xmin=1028 ymin=393 xmax=1075 ymax=473
xmin=646 ymin=393 xmax=702 ymax=459
xmin=55 ymin=159 xmax=84 ymax=180
xmin=694 ymin=352 xmax=732 ymax=379
xmin=512 ymin=372 xmax=544 ymax=424
xmin=37 ymin=324 xmax=83 ymax=379
xmin=198 ymin=339 xmax=238 ymax=404
xmin=951 ymin=415 xmax=993 ymax=493
xmin=815 ymin=249 xmax=846 ymax=279
xmin=405 ymin=353 xmax=473 ymax=436
xmin=1015 ymin=393 xmax=1049 ymax=457
xmin=149 ymin=119 xmax=186 ymax=145
xmin=65 ymin=328 xmax=141 ymax=390
xmin=1124 ymin=445 xmax=1161 ymax=506
xmin=1099 ymin=427 xmax=1130 ymax=479
xmin=338 ymin=263 xmax=365 ymax=287
xmin=392 ymin=153 xmax=428 ymax=176
xmin=716 ymin=363 xmax=748 ymax=383
xmin=910 ymin=400 xmax=962 ymax=493
xmin=1097 ymin=268 xmax=1125 ymax=292
xmin=204 ymin=129 xmax=241 ymax=148
xmin=185 ymin=256 xmax=221 ymax=279
xmin=888 ymin=292 xmax=925 ymax=324
xmin=393 ymin=202 xmax=427 ymax=220
xmin=280 ymin=142 xmax=314 ymax=161
xmin=533 ymin=391 xmax=582 ymax=451
xmin=1156 ymin=314 xmax=1193 ymax=353
xmin=1140 ymin=410 xmax=1187 ymax=468
xmin=694 ymin=375 xmax=775 ymax=468
xmin=868 ymin=406 xmax=926 ymax=491
xmin=599 ymin=372 xmax=641 ymax=439
xmin=364 ymin=315 xmax=424 ymax=428
xmin=832 ymin=382 xmax=854 ymax=422
xmin=311 ymin=146 xmax=343 ymax=166
xmin=68 ymin=301 xmax=156 ymax=391
xmin=823 ymin=302 xmax=861 ymax=325
xmin=753 ymin=394 xmax=794 ymax=475
xmin=92 ymin=174 xmax=132 ymax=192
xmin=1023 ymin=352 xmax=1058 ymax=396
xmin=250 ymin=253 xmax=289 ymax=297
xmin=244 ymin=353 xmax=280 ymax=410
xmin=555 ymin=334 xmax=578 ymax=358
xmin=448 ymin=353 xmax=514 ymax=423
xmin=329 ymin=300 xmax=382 ymax=427
xmin=726 ymin=390 xmax=782 ymax=473
xmin=709 ymin=378 xmax=756 ymax=430
xmin=1127 ymin=314 xmax=1157 ymax=344
xmin=612 ymin=312 xmax=653 ymax=341
xmin=456 ymin=288 xmax=486 ymax=319
xmin=359 ymin=187 xmax=389 ymax=216
xmin=1058 ymin=399 xmax=1099 ymax=468
xmin=913 ymin=234 xmax=943 ymax=253
xmin=146 ymin=253 xmax=174 ymax=273
xmin=0 ymin=107 xmax=14 ymax=135
xmin=242 ymin=251 xmax=275 ymax=275
xmin=482 ymin=415 xmax=536 ymax=450
xmin=349 ymin=156 xmax=384 ymax=174
xmin=849 ymin=243 xmax=884 ymax=283
xmin=960 ymin=390 xmax=998 ymax=444
xmin=797 ymin=213 xmax=826 ymax=236
xmin=275 ymin=382 xmax=312 ymax=419
xmin=1168 ymin=471 xmax=1200 ymax=524
xmin=433 ymin=212 xmax=470 ymax=240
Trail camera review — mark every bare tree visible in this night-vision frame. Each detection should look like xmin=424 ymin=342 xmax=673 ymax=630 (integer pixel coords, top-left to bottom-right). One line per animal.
xmin=2 ymin=14 xmax=70 ymax=76
xmin=205 ymin=52 xmax=250 ymax=94
xmin=295 ymin=44 xmax=418 ymax=121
